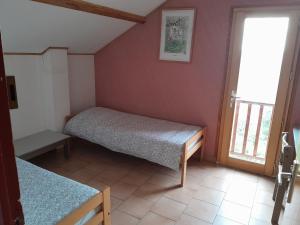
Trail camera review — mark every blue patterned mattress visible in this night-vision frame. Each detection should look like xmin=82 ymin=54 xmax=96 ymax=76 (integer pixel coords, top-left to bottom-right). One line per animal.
xmin=16 ymin=158 xmax=99 ymax=225
xmin=64 ymin=107 xmax=202 ymax=170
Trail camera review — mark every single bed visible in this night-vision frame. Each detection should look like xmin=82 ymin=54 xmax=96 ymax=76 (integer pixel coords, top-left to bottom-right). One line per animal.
xmin=16 ymin=158 xmax=111 ymax=225
xmin=64 ymin=107 xmax=206 ymax=187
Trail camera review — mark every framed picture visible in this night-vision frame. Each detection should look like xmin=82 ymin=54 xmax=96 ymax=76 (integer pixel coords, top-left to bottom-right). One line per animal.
xmin=159 ymin=9 xmax=196 ymax=62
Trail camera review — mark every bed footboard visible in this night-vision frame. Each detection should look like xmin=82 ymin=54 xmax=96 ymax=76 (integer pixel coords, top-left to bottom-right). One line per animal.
xmin=181 ymin=127 xmax=207 ymax=187
xmin=57 ymin=186 xmax=111 ymax=225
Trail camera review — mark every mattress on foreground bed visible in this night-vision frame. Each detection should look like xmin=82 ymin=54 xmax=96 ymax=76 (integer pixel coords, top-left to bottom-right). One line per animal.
xmin=64 ymin=107 xmax=202 ymax=170
xmin=16 ymin=158 xmax=99 ymax=225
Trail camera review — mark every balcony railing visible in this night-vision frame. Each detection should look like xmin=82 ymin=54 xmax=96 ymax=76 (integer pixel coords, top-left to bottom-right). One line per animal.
xmin=230 ymin=99 xmax=274 ymax=164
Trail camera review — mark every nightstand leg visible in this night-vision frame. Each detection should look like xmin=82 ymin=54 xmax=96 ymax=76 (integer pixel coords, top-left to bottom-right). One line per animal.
xmin=64 ymin=139 xmax=71 ymax=159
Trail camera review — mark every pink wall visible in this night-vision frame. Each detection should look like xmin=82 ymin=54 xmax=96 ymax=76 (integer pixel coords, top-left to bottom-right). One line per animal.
xmin=95 ymin=0 xmax=300 ymax=161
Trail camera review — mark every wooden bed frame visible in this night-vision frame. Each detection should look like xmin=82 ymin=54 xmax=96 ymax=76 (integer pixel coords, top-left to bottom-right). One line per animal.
xmin=57 ymin=186 xmax=111 ymax=225
xmin=181 ymin=127 xmax=207 ymax=187
xmin=65 ymin=114 xmax=207 ymax=187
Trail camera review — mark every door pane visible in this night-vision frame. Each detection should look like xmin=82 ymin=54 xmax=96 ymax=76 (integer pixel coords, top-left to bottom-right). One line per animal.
xmin=229 ymin=17 xmax=289 ymax=164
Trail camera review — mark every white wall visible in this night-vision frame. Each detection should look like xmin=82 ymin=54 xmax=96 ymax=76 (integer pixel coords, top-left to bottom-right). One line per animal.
xmin=4 ymin=55 xmax=46 ymax=139
xmin=4 ymin=49 xmax=71 ymax=139
xmin=68 ymin=55 xmax=95 ymax=114
xmin=42 ymin=49 xmax=70 ymax=131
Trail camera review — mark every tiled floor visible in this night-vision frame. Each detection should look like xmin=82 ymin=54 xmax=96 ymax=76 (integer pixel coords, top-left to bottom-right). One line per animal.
xmin=30 ymin=140 xmax=300 ymax=225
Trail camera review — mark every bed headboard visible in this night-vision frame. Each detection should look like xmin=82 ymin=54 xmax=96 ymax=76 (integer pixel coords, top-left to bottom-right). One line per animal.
xmin=65 ymin=114 xmax=76 ymax=123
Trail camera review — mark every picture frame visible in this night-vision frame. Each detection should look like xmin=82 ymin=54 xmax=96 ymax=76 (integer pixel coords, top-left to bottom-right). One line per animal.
xmin=159 ymin=8 xmax=196 ymax=62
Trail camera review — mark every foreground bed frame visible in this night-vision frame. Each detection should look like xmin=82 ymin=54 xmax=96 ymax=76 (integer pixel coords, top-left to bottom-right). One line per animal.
xmin=66 ymin=115 xmax=206 ymax=187
xmin=57 ymin=186 xmax=111 ymax=225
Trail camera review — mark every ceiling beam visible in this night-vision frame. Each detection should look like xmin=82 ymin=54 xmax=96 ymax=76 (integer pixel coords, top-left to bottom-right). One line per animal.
xmin=31 ymin=0 xmax=146 ymax=24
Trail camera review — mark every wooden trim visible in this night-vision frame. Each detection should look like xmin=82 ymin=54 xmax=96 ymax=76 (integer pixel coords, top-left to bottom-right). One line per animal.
xmin=264 ymin=12 xmax=300 ymax=176
xmin=68 ymin=53 xmax=95 ymax=56
xmin=217 ymin=10 xmax=246 ymax=164
xmin=284 ymin=21 xmax=300 ymax=132
xmin=3 ymin=52 xmax=41 ymax=56
xmin=40 ymin=47 xmax=69 ymax=55
xmin=230 ymin=101 xmax=240 ymax=153
xmin=4 ymin=52 xmax=95 ymax=56
xmin=233 ymin=5 xmax=300 ymax=14
xmin=102 ymin=186 xmax=111 ymax=225
xmin=0 ymin=33 xmax=24 ymax=225
xmin=57 ymin=193 xmax=103 ymax=225
xmin=253 ymin=105 xmax=264 ymax=157
xmin=65 ymin=114 xmax=76 ymax=123
xmin=180 ymin=148 xmax=187 ymax=187
xmin=31 ymin=0 xmax=146 ymax=24
xmin=180 ymin=127 xmax=207 ymax=187
xmin=57 ymin=186 xmax=111 ymax=225
xmin=241 ymin=104 xmax=252 ymax=154
xmin=4 ymin=47 xmax=96 ymax=56
xmin=4 ymin=47 xmax=69 ymax=56
xmin=217 ymin=7 xmax=300 ymax=176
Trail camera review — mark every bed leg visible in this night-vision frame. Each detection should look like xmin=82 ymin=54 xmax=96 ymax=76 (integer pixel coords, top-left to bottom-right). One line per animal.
xmin=200 ymin=127 xmax=207 ymax=161
xmin=181 ymin=149 xmax=187 ymax=187
xmin=181 ymin=160 xmax=187 ymax=187
xmin=103 ymin=187 xmax=111 ymax=225
xmin=64 ymin=138 xmax=71 ymax=159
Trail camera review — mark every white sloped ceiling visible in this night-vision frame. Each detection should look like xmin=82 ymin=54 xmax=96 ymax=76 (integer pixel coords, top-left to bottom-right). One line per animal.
xmin=0 ymin=0 xmax=166 ymax=53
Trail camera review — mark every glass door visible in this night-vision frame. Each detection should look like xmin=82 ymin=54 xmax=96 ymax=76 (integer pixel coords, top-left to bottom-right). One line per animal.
xmin=229 ymin=17 xmax=289 ymax=164
xmin=219 ymin=9 xmax=300 ymax=175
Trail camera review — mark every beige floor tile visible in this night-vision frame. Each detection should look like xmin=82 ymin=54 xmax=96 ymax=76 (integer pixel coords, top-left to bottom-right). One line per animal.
xmin=31 ymin=142 xmax=300 ymax=225
xmin=62 ymin=160 xmax=89 ymax=173
xmin=121 ymin=172 xmax=152 ymax=186
xmin=157 ymin=167 xmax=181 ymax=178
xmin=111 ymin=210 xmax=139 ymax=225
xmin=87 ymin=179 xmax=106 ymax=190
xmin=279 ymin=217 xmax=300 ymax=225
xmin=175 ymin=214 xmax=211 ymax=225
xmin=185 ymin=199 xmax=219 ymax=223
xmin=49 ymin=166 xmax=74 ymax=177
xmin=97 ymin=167 xmax=129 ymax=182
xmin=133 ymin=182 xmax=165 ymax=203
xmin=225 ymin=180 xmax=256 ymax=207
xmin=229 ymin=179 xmax=257 ymax=191
xmin=164 ymin=186 xmax=197 ymax=205
xmin=234 ymin=172 xmax=259 ymax=183
xmin=210 ymin=168 xmax=236 ymax=181
xmin=148 ymin=174 xmax=179 ymax=188
xmin=218 ymin=201 xmax=251 ymax=225
xmin=111 ymin=182 xmax=139 ymax=200
xmin=68 ymin=167 xmax=101 ymax=183
xmin=213 ymin=215 xmax=243 ymax=225
xmin=111 ymin=196 xmax=123 ymax=211
xmin=118 ymin=196 xmax=155 ymax=219
xmin=151 ymin=197 xmax=186 ymax=220
xmin=248 ymin=218 xmax=271 ymax=225
xmin=85 ymin=161 xmax=112 ymax=171
xmin=257 ymin=177 xmax=275 ymax=193
xmin=251 ymin=203 xmax=273 ymax=223
xmin=137 ymin=212 xmax=175 ymax=225
xmin=201 ymin=176 xmax=231 ymax=192
xmin=282 ymin=202 xmax=300 ymax=221
xmin=254 ymin=190 xmax=274 ymax=207
xmin=184 ymin=175 xmax=205 ymax=190
xmin=194 ymin=186 xmax=225 ymax=206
